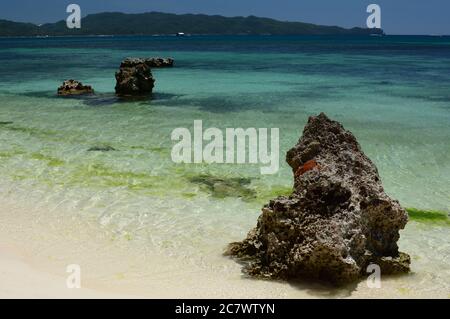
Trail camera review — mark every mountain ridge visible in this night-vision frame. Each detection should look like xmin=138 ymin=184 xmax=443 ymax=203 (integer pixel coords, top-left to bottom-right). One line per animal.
xmin=0 ymin=11 xmax=384 ymax=37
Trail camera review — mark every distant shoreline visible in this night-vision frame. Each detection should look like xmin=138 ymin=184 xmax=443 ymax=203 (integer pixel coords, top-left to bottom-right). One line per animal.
xmin=0 ymin=11 xmax=384 ymax=37
xmin=2 ymin=34 xmax=450 ymax=40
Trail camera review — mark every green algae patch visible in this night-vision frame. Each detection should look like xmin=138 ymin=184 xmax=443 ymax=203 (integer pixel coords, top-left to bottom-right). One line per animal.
xmin=0 ymin=150 xmax=25 ymax=159
xmin=30 ymin=153 xmax=65 ymax=167
xmin=0 ymin=150 xmax=64 ymax=167
xmin=189 ymin=174 xmax=256 ymax=201
xmin=149 ymin=147 xmax=170 ymax=155
xmin=129 ymin=145 xmax=169 ymax=155
xmin=182 ymin=192 xmax=197 ymax=199
xmin=86 ymin=164 xmax=150 ymax=180
xmin=1 ymin=125 xmax=57 ymax=138
xmin=67 ymin=163 xmax=162 ymax=191
xmin=10 ymin=159 xmax=186 ymax=196
xmin=407 ymin=208 xmax=450 ymax=226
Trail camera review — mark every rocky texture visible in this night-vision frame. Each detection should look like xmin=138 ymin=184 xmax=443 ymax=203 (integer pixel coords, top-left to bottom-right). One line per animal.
xmin=227 ymin=113 xmax=410 ymax=285
xmin=57 ymin=80 xmax=94 ymax=96
xmin=143 ymin=57 xmax=174 ymax=68
xmin=115 ymin=59 xmax=155 ymax=96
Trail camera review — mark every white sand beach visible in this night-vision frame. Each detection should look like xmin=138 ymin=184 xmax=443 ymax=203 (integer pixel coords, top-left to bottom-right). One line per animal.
xmin=0 ymin=245 xmax=132 ymax=299
xmin=0 ymin=197 xmax=309 ymax=299
xmin=1 ymin=195 xmax=449 ymax=299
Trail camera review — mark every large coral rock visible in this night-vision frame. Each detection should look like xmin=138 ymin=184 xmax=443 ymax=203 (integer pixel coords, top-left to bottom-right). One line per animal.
xmin=115 ymin=58 xmax=155 ymax=96
xmin=227 ymin=113 xmax=410 ymax=285
xmin=57 ymin=79 xmax=94 ymax=96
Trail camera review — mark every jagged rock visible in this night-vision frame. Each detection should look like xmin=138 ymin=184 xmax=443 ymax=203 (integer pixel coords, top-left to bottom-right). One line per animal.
xmin=57 ymin=80 xmax=94 ymax=96
xmin=115 ymin=59 xmax=155 ymax=96
xmin=120 ymin=57 xmax=174 ymax=68
xmin=143 ymin=57 xmax=174 ymax=68
xmin=227 ymin=113 xmax=410 ymax=285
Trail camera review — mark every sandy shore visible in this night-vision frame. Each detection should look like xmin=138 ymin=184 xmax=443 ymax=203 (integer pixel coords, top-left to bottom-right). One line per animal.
xmin=1 ymin=194 xmax=449 ymax=299
xmin=0 ymin=196 xmax=310 ymax=299
xmin=0 ymin=244 xmax=134 ymax=299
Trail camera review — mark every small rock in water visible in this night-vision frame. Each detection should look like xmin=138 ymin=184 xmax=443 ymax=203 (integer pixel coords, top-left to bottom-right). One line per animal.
xmin=87 ymin=145 xmax=117 ymax=152
xmin=115 ymin=58 xmax=155 ymax=96
xmin=226 ymin=112 xmax=410 ymax=285
xmin=57 ymin=79 xmax=94 ymax=96
xmin=120 ymin=57 xmax=174 ymax=68
xmin=143 ymin=57 xmax=174 ymax=68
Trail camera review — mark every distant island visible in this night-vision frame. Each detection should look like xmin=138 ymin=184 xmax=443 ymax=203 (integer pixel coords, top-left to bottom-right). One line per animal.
xmin=0 ymin=12 xmax=383 ymax=37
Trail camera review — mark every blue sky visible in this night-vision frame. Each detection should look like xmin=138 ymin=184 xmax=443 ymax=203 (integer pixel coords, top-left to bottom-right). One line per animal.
xmin=1 ymin=0 xmax=449 ymax=35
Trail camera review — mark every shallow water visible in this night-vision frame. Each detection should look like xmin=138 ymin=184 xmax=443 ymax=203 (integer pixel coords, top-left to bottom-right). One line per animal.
xmin=0 ymin=35 xmax=449 ymax=297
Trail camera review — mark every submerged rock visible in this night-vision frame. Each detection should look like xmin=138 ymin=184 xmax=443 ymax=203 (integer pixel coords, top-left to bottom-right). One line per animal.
xmin=227 ymin=113 xmax=410 ymax=285
xmin=189 ymin=174 xmax=256 ymax=201
xmin=115 ymin=59 xmax=155 ymax=96
xmin=57 ymin=80 xmax=94 ymax=96
xmin=87 ymin=145 xmax=117 ymax=152
xmin=0 ymin=121 xmax=13 ymax=125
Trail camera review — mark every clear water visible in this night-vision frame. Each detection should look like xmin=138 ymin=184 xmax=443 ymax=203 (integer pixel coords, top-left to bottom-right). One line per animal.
xmin=0 ymin=35 xmax=449 ymax=297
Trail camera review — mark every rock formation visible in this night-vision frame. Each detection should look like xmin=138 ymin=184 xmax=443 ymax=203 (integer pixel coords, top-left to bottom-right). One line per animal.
xmin=57 ymin=80 xmax=94 ymax=96
xmin=115 ymin=59 xmax=155 ymax=96
xmin=114 ymin=57 xmax=174 ymax=96
xmin=143 ymin=57 xmax=174 ymax=68
xmin=227 ymin=113 xmax=410 ymax=285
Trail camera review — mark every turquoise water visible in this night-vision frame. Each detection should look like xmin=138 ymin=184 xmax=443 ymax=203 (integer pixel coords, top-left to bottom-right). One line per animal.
xmin=0 ymin=35 xmax=449 ymax=297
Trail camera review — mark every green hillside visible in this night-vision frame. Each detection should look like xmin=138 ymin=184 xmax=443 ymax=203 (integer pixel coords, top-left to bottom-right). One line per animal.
xmin=0 ymin=12 xmax=383 ymax=37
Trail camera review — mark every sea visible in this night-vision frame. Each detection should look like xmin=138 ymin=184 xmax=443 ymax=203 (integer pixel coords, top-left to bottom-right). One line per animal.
xmin=0 ymin=35 xmax=449 ymax=298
